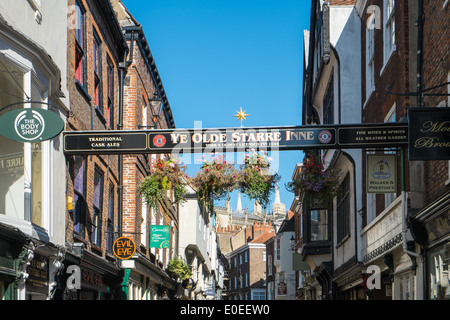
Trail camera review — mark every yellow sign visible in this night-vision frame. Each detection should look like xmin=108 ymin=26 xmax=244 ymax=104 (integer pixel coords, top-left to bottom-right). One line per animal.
xmin=112 ymin=237 xmax=136 ymax=260
xmin=367 ymin=154 xmax=396 ymax=193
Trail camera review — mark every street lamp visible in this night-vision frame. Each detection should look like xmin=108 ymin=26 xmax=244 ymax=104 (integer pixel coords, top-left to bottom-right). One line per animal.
xmin=137 ymin=92 xmax=163 ymax=129
xmin=149 ymin=92 xmax=162 ymax=107
xmin=289 ymin=234 xmax=297 ymax=251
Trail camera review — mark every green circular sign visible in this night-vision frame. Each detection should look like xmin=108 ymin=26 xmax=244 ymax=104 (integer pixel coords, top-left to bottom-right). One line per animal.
xmin=0 ymin=108 xmax=64 ymax=142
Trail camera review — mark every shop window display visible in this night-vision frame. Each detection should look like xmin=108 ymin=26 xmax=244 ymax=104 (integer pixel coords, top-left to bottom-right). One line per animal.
xmin=428 ymin=243 xmax=450 ymax=300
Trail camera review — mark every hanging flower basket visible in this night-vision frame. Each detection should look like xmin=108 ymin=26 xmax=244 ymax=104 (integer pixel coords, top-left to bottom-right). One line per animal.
xmin=239 ymin=149 xmax=280 ymax=209
xmin=286 ymin=153 xmax=341 ymax=206
xmin=166 ymin=256 xmax=192 ymax=281
xmin=138 ymin=156 xmax=188 ymax=211
xmin=190 ymin=153 xmax=239 ymax=215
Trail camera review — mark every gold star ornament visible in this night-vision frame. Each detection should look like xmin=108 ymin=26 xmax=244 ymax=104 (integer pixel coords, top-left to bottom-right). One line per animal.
xmin=234 ymin=107 xmax=250 ymax=127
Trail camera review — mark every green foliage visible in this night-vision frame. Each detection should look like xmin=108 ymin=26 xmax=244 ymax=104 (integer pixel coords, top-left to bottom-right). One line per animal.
xmin=240 ymin=149 xmax=280 ymax=209
xmin=286 ymin=153 xmax=341 ymax=206
xmin=139 ymin=152 xmax=281 ymax=218
xmin=190 ymin=153 xmax=240 ymax=215
xmin=138 ymin=157 xmax=188 ymax=211
xmin=167 ymin=256 xmax=192 ymax=281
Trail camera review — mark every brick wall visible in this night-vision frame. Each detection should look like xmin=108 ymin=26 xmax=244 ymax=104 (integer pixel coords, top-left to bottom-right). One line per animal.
xmin=329 ymin=0 xmax=357 ymax=5
xmin=65 ymin=0 xmax=123 ymax=257
xmin=122 ymin=35 xmax=177 ymax=264
xmin=249 ymin=247 xmax=266 ymax=288
xmin=360 ymin=0 xmax=450 ymax=221
xmin=360 ymin=0 xmax=411 ymax=222
xmin=420 ymin=0 xmax=450 ymax=203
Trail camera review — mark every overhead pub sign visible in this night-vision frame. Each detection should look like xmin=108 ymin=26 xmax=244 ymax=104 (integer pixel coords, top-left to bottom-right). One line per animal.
xmin=408 ymin=108 xmax=450 ymax=161
xmin=63 ymin=123 xmax=408 ymax=155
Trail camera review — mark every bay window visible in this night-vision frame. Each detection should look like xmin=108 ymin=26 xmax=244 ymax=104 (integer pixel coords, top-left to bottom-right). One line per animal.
xmin=309 ymin=208 xmax=329 ymax=241
xmin=0 ymin=54 xmax=49 ymax=231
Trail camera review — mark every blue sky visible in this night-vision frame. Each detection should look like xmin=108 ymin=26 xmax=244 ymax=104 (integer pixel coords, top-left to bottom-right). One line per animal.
xmin=121 ymin=0 xmax=311 ymax=213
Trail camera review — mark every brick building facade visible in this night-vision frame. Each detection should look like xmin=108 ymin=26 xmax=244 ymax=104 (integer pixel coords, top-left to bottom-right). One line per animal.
xmin=408 ymin=0 xmax=450 ymax=301
xmin=296 ymin=0 xmax=449 ymax=300
xmin=357 ymin=0 xmax=421 ymax=301
xmin=62 ymin=0 xmax=128 ymax=300
xmin=227 ymin=226 xmax=274 ymax=300
xmin=110 ymin=0 xmax=179 ymax=300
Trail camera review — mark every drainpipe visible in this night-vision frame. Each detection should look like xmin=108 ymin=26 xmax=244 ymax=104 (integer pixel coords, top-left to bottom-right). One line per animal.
xmin=306 ymin=0 xmax=317 ymax=124
xmin=118 ymin=62 xmax=126 ymax=237
xmin=416 ymin=0 xmax=424 ymax=108
xmin=117 ymin=31 xmax=135 ymax=237
xmin=401 ymin=0 xmax=423 ymax=260
xmin=401 ymin=147 xmax=421 ymax=259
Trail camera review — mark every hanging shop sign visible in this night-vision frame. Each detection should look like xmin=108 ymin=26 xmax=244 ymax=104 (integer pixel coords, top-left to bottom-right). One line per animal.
xmin=408 ymin=108 xmax=450 ymax=161
xmin=150 ymin=225 xmax=171 ymax=248
xmin=277 ymin=282 xmax=287 ymax=295
xmin=63 ymin=123 xmax=408 ymax=155
xmin=366 ymin=154 xmax=397 ymax=193
xmin=26 ymin=254 xmax=49 ymax=295
xmin=0 ymin=108 xmax=64 ymax=142
xmin=112 ymin=236 xmax=136 ymax=260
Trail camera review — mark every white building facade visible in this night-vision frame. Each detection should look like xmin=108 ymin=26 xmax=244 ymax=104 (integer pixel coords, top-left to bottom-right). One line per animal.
xmin=178 ymin=185 xmax=225 ymax=300
xmin=0 ymin=0 xmax=68 ymax=300
xmin=274 ymin=213 xmax=296 ymax=300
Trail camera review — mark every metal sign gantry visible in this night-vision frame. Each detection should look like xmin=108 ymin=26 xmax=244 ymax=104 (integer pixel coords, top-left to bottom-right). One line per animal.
xmin=63 ymin=122 xmax=409 ymax=155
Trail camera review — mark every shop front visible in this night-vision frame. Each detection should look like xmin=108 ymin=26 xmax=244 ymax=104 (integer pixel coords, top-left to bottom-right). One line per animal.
xmin=121 ymin=253 xmax=178 ymax=300
xmin=0 ymin=223 xmax=29 ymax=300
xmin=59 ymin=247 xmax=124 ymax=300
xmin=410 ymin=190 xmax=450 ymax=300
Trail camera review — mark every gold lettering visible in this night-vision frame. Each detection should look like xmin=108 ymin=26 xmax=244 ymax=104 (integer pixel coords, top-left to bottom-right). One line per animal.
xmin=420 ymin=121 xmax=450 ymax=133
xmin=414 ymin=137 xmax=450 ymax=148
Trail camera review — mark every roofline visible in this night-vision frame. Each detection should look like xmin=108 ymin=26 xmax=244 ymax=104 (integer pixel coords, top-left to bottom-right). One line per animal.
xmin=122 ymin=26 xmax=176 ymax=128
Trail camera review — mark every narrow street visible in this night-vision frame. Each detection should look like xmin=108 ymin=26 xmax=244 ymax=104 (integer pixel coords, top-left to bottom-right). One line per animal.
xmin=0 ymin=0 xmax=448 ymax=308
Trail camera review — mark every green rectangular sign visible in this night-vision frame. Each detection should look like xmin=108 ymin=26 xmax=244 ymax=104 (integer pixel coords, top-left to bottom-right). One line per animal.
xmin=150 ymin=225 xmax=171 ymax=248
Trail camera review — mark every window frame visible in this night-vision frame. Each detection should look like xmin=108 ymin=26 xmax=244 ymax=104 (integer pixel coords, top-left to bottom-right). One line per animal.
xmin=72 ymin=156 xmax=87 ymax=237
xmin=91 ymin=166 xmax=104 ymax=247
xmin=74 ymin=0 xmax=86 ymax=87
xmin=106 ymin=57 xmax=114 ymax=129
xmin=106 ymin=182 xmax=115 ymax=253
xmin=308 ymin=207 xmax=329 ymax=242
xmin=323 ymin=72 xmax=334 ymax=124
xmin=365 ymin=21 xmax=375 ymax=104
xmin=93 ymin=29 xmax=103 ymax=114
xmin=336 ymin=173 xmax=351 ymax=244
xmin=383 ymin=0 xmax=396 ymax=68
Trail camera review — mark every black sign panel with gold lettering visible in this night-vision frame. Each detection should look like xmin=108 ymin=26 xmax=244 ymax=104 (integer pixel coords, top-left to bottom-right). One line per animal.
xmin=63 ymin=123 xmax=409 ymax=155
xmin=64 ymin=132 xmax=147 ymax=155
xmin=148 ymin=126 xmax=338 ymax=154
xmin=408 ymin=108 xmax=450 ymax=161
